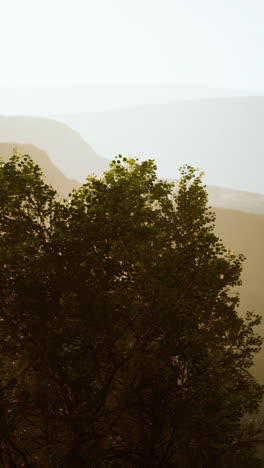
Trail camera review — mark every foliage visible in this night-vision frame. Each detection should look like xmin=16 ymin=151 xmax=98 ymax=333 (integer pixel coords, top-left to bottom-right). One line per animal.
xmin=0 ymin=153 xmax=263 ymax=467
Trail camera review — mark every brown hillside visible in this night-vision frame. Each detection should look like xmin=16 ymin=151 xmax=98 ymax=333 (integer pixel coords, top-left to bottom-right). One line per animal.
xmin=0 ymin=116 xmax=110 ymax=182
xmin=214 ymin=208 xmax=264 ymax=383
xmin=0 ymin=143 xmax=79 ymax=199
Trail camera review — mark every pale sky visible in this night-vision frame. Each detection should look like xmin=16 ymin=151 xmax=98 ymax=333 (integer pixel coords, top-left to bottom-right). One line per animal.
xmin=0 ymin=0 xmax=264 ymax=91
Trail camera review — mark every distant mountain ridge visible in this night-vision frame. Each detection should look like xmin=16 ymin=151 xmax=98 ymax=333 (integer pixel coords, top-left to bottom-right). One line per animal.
xmin=0 ymin=84 xmax=253 ymax=115
xmin=0 ymin=116 xmax=110 ymax=183
xmin=206 ymin=185 xmax=264 ymax=215
xmin=0 ymin=112 xmax=263 ymax=214
xmin=2 ymin=139 xmax=263 ymax=215
xmin=56 ymin=95 xmax=264 ymax=194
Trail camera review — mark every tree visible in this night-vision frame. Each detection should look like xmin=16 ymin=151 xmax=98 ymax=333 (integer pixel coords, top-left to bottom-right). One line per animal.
xmin=0 ymin=153 xmax=263 ymax=467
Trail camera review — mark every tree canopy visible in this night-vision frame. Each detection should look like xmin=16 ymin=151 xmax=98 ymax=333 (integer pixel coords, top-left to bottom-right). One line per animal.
xmin=0 ymin=153 xmax=263 ymax=467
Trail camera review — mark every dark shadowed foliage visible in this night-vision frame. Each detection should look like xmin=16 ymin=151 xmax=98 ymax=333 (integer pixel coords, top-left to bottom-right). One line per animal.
xmin=0 ymin=154 xmax=263 ymax=467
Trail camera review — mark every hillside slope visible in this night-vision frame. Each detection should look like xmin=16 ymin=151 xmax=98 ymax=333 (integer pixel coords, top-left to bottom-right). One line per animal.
xmin=0 ymin=116 xmax=110 ymax=182
xmin=0 ymin=143 xmax=79 ymax=198
xmin=214 ymin=208 xmax=264 ymax=383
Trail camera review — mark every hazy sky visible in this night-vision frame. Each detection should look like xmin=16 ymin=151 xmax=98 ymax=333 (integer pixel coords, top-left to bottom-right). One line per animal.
xmin=1 ymin=0 xmax=264 ymax=91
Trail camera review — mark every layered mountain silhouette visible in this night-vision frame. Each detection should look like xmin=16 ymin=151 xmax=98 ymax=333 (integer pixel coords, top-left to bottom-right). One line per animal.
xmin=57 ymin=96 xmax=264 ymax=195
xmin=0 ymin=116 xmax=109 ymax=183
xmin=1 ymin=114 xmax=263 ymax=213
